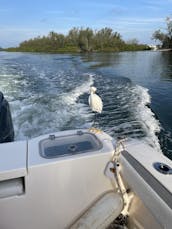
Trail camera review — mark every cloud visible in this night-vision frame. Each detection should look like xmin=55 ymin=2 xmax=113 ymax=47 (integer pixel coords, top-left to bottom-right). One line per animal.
xmin=0 ymin=8 xmax=11 ymax=12
xmin=97 ymin=17 xmax=165 ymax=28
xmin=40 ymin=18 xmax=48 ymax=23
xmin=0 ymin=27 xmax=41 ymax=33
xmin=0 ymin=26 xmax=71 ymax=47
xmin=108 ymin=6 xmax=127 ymax=16
xmin=142 ymin=0 xmax=172 ymax=7
xmin=55 ymin=16 xmax=79 ymax=21
xmin=45 ymin=10 xmax=64 ymax=15
xmin=122 ymin=17 xmax=164 ymax=24
xmin=0 ymin=27 xmax=46 ymax=47
xmin=43 ymin=9 xmax=80 ymax=23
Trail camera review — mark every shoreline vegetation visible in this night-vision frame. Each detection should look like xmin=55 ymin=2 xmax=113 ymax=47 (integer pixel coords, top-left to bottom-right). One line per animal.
xmin=152 ymin=17 xmax=172 ymax=50
xmin=3 ymin=27 xmax=150 ymax=53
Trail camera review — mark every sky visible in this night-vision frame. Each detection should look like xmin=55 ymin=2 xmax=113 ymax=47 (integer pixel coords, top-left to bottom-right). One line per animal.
xmin=0 ymin=0 xmax=172 ymax=47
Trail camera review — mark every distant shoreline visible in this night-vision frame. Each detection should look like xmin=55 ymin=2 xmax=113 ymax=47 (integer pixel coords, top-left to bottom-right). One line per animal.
xmin=2 ymin=48 xmax=150 ymax=54
xmin=2 ymin=27 xmax=151 ymax=53
xmin=3 ymin=47 xmax=172 ymax=54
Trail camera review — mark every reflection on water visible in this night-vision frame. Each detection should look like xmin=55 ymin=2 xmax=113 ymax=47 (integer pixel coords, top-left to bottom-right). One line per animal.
xmin=81 ymin=52 xmax=123 ymax=68
xmin=160 ymin=52 xmax=172 ymax=80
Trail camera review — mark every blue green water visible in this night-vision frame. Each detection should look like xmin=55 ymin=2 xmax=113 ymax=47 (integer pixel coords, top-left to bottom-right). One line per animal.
xmin=0 ymin=51 xmax=172 ymax=159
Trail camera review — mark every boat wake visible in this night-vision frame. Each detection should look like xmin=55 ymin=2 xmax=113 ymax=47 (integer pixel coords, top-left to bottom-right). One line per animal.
xmin=9 ymin=73 xmax=94 ymax=140
xmin=0 ymin=53 xmax=161 ymax=152
xmin=130 ymin=85 xmax=161 ymax=152
xmin=85 ymin=74 xmax=161 ymax=152
xmin=4 ymin=72 xmax=161 ymax=152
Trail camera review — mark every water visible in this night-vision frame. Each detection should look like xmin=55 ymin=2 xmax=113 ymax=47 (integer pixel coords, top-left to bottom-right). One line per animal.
xmin=0 ymin=51 xmax=172 ymax=159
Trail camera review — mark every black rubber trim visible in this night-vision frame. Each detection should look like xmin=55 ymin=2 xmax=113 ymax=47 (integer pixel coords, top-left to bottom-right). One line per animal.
xmin=121 ymin=150 xmax=172 ymax=210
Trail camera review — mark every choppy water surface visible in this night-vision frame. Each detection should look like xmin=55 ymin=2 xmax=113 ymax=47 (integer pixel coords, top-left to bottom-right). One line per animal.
xmin=0 ymin=51 xmax=172 ymax=159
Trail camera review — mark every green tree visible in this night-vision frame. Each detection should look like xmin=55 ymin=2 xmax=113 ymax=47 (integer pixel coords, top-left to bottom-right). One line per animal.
xmin=5 ymin=27 xmax=148 ymax=53
xmin=152 ymin=17 xmax=172 ymax=48
xmin=67 ymin=27 xmax=79 ymax=46
xmin=78 ymin=28 xmax=94 ymax=51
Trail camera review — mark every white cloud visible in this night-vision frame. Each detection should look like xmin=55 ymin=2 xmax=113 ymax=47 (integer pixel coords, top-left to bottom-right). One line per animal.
xmin=96 ymin=17 xmax=165 ymax=28
xmin=0 ymin=8 xmax=11 ymax=12
xmin=0 ymin=26 xmax=70 ymax=47
xmin=45 ymin=10 xmax=64 ymax=15
xmin=0 ymin=28 xmax=45 ymax=47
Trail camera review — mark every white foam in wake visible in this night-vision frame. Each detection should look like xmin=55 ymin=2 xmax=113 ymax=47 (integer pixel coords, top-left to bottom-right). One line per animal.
xmin=62 ymin=74 xmax=94 ymax=105
xmin=133 ymin=85 xmax=161 ymax=152
xmin=11 ymin=74 xmax=94 ymax=140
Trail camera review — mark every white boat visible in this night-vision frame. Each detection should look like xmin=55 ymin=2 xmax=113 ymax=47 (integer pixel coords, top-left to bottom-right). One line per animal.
xmin=0 ymin=127 xmax=172 ymax=229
